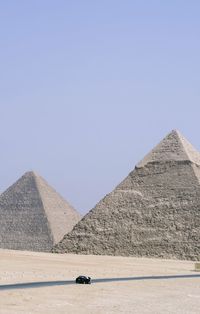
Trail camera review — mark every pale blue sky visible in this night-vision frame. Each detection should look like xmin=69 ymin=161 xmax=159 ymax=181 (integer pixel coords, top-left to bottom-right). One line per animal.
xmin=0 ymin=1 xmax=200 ymax=213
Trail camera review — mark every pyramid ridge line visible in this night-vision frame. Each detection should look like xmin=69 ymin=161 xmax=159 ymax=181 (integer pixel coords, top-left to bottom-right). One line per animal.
xmin=34 ymin=173 xmax=68 ymax=205
xmin=175 ymin=131 xmax=200 ymax=166
xmin=23 ymin=170 xmax=39 ymax=177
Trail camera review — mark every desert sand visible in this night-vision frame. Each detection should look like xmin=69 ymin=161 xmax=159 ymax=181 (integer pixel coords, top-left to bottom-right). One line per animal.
xmin=0 ymin=249 xmax=200 ymax=313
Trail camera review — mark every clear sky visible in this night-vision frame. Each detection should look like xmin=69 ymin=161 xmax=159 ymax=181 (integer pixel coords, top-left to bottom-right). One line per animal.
xmin=0 ymin=1 xmax=200 ymax=214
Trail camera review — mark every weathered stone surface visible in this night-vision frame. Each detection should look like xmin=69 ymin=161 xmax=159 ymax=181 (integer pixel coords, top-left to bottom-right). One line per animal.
xmin=0 ymin=171 xmax=80 ymax=252
xmin=53 ymin=130 xmax=200 ymax=260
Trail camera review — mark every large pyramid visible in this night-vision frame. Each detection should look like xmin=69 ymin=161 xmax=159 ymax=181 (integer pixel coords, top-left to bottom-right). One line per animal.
xmin=53 ymin=130 xmax=200 ymax=260
xmin=0 ymin=171 xmax=80 ymax=252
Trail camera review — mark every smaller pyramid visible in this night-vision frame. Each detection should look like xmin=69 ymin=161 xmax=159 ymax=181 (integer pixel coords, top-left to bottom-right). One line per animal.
xmin=0 ymin=171 xmax=80 ymax=252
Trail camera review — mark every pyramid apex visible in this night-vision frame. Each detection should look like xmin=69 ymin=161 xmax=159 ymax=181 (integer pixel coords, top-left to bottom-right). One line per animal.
xmin=170 ymin=128 xmax=180 ymax=134
xmin=23 ymin=170 xmax=41 ymax=178
xmin=170 ymin=128 xmax=179 ymax=133
xmin=165 ymin=129 xmax=186 ymax=138
xmin=169 ymin=129 xmax=185 ymax=137
xmin=137 ymin=130 xmax=200 ymax=168
xmin=23 ymin=170 xmax=36 ymax=176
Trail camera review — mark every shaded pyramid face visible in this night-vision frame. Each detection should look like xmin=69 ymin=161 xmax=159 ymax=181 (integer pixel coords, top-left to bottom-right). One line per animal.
xmin=53 ymin=130 xmax=200 ymax=260
xmin=0 ymin=171 xmax=81 ymax=252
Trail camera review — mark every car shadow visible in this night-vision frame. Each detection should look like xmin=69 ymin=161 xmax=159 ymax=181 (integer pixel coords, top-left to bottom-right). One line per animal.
xmin=0 ymin=273 xmax=200 ymax=291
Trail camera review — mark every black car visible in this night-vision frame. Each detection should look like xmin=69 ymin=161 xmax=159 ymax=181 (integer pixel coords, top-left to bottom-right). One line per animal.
xmin=75 ymin=276 xmax=91 ymax=284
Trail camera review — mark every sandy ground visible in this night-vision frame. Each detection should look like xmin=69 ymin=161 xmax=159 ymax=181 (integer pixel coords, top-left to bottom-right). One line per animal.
xmin=0 ymin=249 xmax=200 ymax=313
